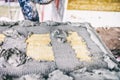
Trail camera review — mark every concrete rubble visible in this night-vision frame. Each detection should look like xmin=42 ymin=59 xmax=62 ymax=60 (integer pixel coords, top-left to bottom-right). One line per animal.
xmin=0 ymin=20 xmax=119 ymax=80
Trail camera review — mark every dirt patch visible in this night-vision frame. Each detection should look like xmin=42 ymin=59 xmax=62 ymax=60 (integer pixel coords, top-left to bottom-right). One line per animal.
xmin=96 ymin=27 xmax=120 ymax=62
xmin=96 ymin=27 xmax=120 ymax=50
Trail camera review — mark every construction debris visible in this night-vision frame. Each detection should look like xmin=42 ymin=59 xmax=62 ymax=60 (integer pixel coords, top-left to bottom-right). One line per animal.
xmin=0 ymin=21 xmax=119 ymax=80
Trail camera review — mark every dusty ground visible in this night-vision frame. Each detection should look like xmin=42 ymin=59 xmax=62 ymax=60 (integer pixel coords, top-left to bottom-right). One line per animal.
xmin=96 ymin=27 xmax=120 ymax=61
xmin=96 ymin=27 xmax=120 ymax=50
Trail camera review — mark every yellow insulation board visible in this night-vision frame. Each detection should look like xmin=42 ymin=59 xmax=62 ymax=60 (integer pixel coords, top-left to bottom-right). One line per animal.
xmin=67 ymin=32 xmax=91 ymax=61
xmin=26 ymin=34 xmax=54 ymax=61
xmin=0 ymin=34 xmax=5 ymax=42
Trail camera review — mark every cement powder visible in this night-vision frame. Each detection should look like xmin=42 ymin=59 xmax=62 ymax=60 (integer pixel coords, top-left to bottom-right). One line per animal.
xmin=0 ymin=20 xmax=119 ymax=80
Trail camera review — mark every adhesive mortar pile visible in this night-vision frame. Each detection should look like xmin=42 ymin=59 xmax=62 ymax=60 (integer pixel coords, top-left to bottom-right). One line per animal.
xmin=0 ymin=20 xmax=120 ymax=80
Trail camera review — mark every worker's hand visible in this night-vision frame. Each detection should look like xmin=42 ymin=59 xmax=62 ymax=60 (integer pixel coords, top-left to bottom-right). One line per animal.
xmin=31 ymin=0 xmax=54 ymax=4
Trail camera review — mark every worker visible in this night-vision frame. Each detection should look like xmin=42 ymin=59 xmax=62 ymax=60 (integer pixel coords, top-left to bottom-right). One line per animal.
xmin=18 ymin=0 xmax=54 ymax=22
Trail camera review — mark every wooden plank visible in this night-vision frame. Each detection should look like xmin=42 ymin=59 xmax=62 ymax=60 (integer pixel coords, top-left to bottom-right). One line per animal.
xmin=67 ymin=0 xmax=120 ymax=12
xmin=26 ymin=34 xmax=54 ymax=61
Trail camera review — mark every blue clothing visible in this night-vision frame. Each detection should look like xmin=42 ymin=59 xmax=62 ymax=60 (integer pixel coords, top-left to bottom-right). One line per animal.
xmin=18 ymin=0 xmax=53 ymax=22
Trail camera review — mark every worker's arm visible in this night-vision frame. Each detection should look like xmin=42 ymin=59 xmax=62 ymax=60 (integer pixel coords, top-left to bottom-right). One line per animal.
xmin=18 ymin=0 xmax=39 ymax=22
xmin=18 ymin=0 xmax=53 ymax=22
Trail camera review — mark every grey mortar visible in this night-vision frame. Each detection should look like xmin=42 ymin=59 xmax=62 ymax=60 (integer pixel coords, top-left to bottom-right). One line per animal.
xmin=50 ymin=29 xmax=81 ymax=72
xmin=49 ymin=23 xmax=108 ymax=70
xmin=74 ymin=26 xmax=108 ymax=69
xmin=0 ymin=27 xmax=9 ymax=34
xmin=0 ymin=21 xmax=18 ymax=27
xmin=48 ymin=70 xmax=73 ymax=80
xmin=2 ymin=29 xmax=27 ymax=53
xmin=0 ymin=61 xmax=56 ymax=76
xmin=13 ymin=74 xmax=45 ymax=80
xmin=70 ymin=68 xmax=120 ymax=80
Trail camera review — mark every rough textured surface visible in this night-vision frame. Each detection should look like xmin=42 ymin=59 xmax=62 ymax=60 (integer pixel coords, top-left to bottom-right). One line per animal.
xmin=0 ymin=21 xmax=119 ymax=80
xmin=26 ymin=34 xmax=54 ymax=61
xmin=96 ymin=27 xmax=120 ymax=63
xmin=96 ymin=27 xmax=120 ymax=50
xmin=50 ymin=30 xmax=80 ymax=71
xmin=70 ymin=68 xmax=120 ymax=80
xmin=48 ymin=70 xmax=73 ymax=80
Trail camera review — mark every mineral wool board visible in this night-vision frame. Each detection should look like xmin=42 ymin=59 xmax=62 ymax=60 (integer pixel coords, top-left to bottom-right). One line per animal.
xmin=0 ymin=34 xmax=5 ymax=42
xmin=26 ymin=34 xmax=54 ymax=61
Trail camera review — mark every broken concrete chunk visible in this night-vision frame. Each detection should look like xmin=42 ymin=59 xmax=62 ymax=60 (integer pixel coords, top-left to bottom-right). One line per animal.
xmin=2 ymin=37 xmax=26 ymax=53
xmin=104 ymin=55 xmax=118 ymax=69
xmin=0 ymin=48 xmax=26 ymax=67
xmin=19 ymin=20 xmax=39 ymax=27
xmin=51 ymin=29 xmax=68 ymax=43
xmin=3 ymin=29 xmax=24 ymax=39
xmin=15 ymin=74 xmax=45 ymax=80
xmin=0 ymin=21 xmax=18 ymax=26
xmin=93 ymin=69 xmax=120 ymax=80
xmin=2 ymin=29 xmax=26 ymax=52
xmin=45 ymin=21 xmax=61 ymax=26
xmin=70 ymin=69 xmax=120 ymax=80
xmin=48 ymin=70 xmax=73 ymax=80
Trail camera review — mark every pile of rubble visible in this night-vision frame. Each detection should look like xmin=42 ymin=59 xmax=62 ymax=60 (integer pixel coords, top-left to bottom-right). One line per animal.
xmin=0 ymin=20 xmax=119 ymax=80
